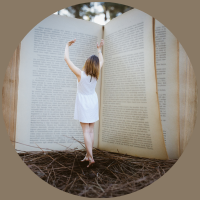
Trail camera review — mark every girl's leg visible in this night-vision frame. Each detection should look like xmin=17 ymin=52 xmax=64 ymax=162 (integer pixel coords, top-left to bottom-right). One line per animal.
xmin=80 ymin=122 xmax=94 ymax=163
xmin=87 ymin=122 xmax=95 ymax=167
xmin=89 ymin=122 xmax=95 ymax=150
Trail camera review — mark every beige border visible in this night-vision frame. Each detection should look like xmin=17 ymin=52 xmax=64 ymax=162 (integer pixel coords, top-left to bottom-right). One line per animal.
xmin=0 ymin=0 xmax=199 ymax=200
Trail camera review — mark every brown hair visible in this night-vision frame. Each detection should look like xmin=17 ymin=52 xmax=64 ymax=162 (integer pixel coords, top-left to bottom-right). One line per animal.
xmin=82 ymin=55 xmax=100 ymax=81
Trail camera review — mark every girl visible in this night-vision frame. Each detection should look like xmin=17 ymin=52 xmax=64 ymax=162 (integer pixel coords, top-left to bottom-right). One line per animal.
xmin=64 ymin=38 xmax=104 ymax=167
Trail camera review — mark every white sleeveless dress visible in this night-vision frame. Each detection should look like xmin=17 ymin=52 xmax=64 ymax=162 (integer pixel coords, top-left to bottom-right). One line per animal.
xmin=74 ymin=70 xmax=99 ymax=123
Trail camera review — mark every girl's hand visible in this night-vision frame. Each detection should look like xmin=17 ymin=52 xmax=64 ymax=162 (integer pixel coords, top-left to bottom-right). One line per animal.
xmin=97 ymin=39 xmax=104 ymax=49
xmin=67 ymin=39 xmax=76 ymax=47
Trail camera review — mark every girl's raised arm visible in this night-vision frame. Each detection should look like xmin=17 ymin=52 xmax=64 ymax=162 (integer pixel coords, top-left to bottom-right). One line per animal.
xmin=97 ymin=39 xmax=104 ymax=70
xmin=64 ymin=39 xmax=81 ymax=81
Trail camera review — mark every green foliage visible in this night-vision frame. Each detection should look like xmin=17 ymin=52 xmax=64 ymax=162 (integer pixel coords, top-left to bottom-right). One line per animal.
xmin=64 ymin=2 xmax=133 ymax=21
xmin=98 ymin=2 xmax=133 ymax=21
xmin=65 ymin=3 xmax=93 ymax=19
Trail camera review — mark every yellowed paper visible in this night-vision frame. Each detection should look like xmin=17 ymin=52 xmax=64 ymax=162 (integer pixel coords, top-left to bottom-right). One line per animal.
xmin=15 ymin=14 xmax=103 ymax=152
xmin=179 ymin=43 xmax=198 ymax=155
xmin=99 ymin=9 xmax=168 ymax=160
xmin=155 ymin=20 xmax=179 ymax=159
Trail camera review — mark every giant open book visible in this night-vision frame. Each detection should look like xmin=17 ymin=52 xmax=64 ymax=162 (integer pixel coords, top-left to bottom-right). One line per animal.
xmin=5 ymin=9 xmax=197 ymax=160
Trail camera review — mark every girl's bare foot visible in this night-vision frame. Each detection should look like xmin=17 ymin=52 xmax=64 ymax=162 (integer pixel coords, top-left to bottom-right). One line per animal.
xmin=81 ymin=155 xmax=89 ymax=162
xmin=81 ymin=157 xmax=89 ymax=162
xmin=87 ymin=157 xmax=95 ymax=168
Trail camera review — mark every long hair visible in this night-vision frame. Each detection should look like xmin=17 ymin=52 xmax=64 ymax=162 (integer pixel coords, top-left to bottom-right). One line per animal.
xmin=82 ymin=55 xmax=100 ymax=81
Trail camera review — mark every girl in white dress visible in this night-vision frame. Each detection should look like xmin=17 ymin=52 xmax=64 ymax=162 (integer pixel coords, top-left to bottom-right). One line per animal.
xmin=64 ymin=38 xmax=104 ymax=167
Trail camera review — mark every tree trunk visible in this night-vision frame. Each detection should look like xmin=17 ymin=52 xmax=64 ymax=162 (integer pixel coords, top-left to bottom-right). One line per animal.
xmin=104 ymin=5 xmax=108 ymax=21
xmin=75 ymin=7 xmax=80 ymax=18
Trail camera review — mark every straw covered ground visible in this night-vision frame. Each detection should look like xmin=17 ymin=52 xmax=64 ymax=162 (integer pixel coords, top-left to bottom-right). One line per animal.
xmin=18 ymin=142 xmax=177 ymax=198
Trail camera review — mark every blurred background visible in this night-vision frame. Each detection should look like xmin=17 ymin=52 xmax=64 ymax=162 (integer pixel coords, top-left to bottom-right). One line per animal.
xmin=54 ymin=2 xmax=133 ymax=25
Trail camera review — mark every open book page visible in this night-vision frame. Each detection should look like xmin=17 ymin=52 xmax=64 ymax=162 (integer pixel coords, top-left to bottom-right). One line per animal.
xmin=155 ymin=20 xmax=179 ymax=159
xmin=179 ymin=43 xmax=198 ymax=155
xmin=98 ymin=9 xmax=168 ymax=160
xmin=15 ymin=14 xmax=103 ymax=152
